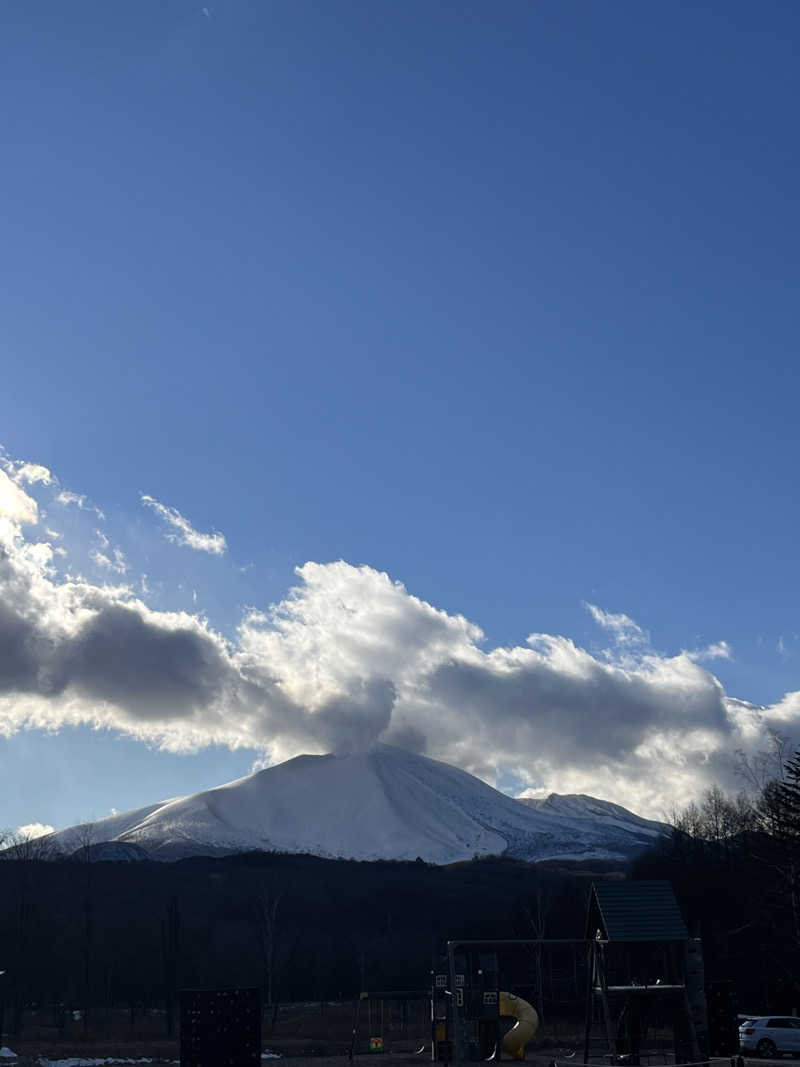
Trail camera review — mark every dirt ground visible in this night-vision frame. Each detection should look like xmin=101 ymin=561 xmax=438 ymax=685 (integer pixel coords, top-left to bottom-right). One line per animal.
xmin=2 ymin=1044 xmax=574 ymax=1067
xmin=2 ymin=998 xmax=582 ymax=1066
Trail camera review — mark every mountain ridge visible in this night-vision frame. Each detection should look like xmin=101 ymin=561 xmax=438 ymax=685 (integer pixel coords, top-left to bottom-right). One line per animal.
xmin=47 ymin=745 xmax=668 ymax=864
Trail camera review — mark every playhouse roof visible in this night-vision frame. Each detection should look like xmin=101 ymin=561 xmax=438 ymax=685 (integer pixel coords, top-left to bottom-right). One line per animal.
xmin=587 ymin=880 xmax=689 ymax=942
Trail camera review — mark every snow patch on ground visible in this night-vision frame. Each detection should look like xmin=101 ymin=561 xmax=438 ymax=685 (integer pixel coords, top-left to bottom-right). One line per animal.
xmin=35 ymin=1059 xmax=176 ymax=1066
xmin=30 ymin=1054 xmax=273 ymax=1065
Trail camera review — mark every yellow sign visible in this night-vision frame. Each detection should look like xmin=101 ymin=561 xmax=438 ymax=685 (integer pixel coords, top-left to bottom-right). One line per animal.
xmin=369 ymin=1037 xmax=384 ymax=1052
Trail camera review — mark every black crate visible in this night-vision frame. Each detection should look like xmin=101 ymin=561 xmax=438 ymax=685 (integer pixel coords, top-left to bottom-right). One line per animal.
xmin=180 ymin=987 xmax=262 ymax=1067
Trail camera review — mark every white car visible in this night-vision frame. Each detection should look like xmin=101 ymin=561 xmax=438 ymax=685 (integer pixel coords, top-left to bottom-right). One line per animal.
xmin=739 ymin=1017 xmax=800 ymax=1058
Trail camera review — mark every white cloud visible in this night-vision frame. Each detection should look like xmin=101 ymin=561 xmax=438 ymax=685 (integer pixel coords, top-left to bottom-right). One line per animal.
xmin=0 ymin=450 xmax=53 ymax=488
xmin=687 ymin=641 xmax=732 ymax=663
xmin=56 ymin=491 xmax=105 ymax=520
xmin=90 ymin=531 xmax=127 ymax=575
xmin=141 ymin=494 xmax=227 ymax=555
xmin=17 ymin=822 xmax=55 ymax=839
xmin=584 ymin=602 xmax=647 ymax=645
xmin=0 ymin=469 xmax=38 ymax=525
xmin=10 ymin=462 xmax=53 ymax=486
xmin=90 ymin=548 xmax=128 ymax=575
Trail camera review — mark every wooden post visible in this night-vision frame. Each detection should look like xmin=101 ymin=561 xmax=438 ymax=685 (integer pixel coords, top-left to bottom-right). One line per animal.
xmin=597 ymin=944 xmax=617 ymax=1057
xmin=447 ymin=943 xmax=463 ymax=1067
xmin=583 ymin=941 xmax=594 ymax=1064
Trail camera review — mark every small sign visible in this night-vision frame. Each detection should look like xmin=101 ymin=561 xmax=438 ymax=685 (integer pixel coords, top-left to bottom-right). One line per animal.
xmin=435 ymin=974 xmax=447 ymax=989
xmin=369 ymin=1037 xmax=384 ymax=1053
xmin=454 ymin=974 xmax=465 ymax=988
xmin=483 ymin=992 xmax=498 ymax=1006
xmin=455 ymin=990 xmax=464 ymax=1007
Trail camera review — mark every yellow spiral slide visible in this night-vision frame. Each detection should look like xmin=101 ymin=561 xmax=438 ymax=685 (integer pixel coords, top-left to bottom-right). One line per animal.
xmin=499 ymin=991 xmax=539 ymax=1060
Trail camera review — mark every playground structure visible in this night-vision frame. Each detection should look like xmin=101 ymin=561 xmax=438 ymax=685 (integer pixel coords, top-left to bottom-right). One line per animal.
xmin=431 ymin=946 xmax=541 ymax=1062
xmin=431 ymin=939 xmax=568 ymax=1063
xmin=584 ymin=881 xmax=711 ymax=1064
xmin=423 ymin=881 xmax=715 ymax=1066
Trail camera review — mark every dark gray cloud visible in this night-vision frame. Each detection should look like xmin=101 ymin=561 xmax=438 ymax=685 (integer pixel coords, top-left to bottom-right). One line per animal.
xmin=310 ymin=678 xmax=396 ymax=754
xmin=62 ymin=604 xmax=232 ymax=718
xmin=0 ymin=546 xmax=234 ymax=715
xmin=426 ymin=649 xmax=729 ymax=767
xmin=0 ymin=596 xmax=40 ymax=690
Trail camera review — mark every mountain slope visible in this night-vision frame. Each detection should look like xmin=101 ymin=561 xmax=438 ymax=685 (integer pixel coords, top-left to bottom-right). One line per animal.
xmin=48 ymin=745 xmax=667 ymax=863
xmin=520 ymin=792 xmax=665 ymax=836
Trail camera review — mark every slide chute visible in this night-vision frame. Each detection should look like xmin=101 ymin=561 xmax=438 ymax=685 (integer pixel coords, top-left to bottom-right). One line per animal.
xmin=499 ymin=991 xmax=539 ymax=1060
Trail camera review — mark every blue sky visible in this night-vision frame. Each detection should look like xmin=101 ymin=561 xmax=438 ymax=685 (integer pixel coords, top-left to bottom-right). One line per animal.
xmin=2 ymin=1 xmax=799 ymax=834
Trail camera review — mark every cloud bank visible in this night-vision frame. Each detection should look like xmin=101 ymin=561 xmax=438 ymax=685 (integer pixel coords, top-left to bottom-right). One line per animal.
xmin=1 ymin=454 xmax=799 ymax=818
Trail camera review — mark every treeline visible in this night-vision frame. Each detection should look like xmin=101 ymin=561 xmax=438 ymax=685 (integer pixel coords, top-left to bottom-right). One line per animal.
xmin=633 ymin=743 xmax=800 ymax=1015
xmin=0 ymin=842 xmax=607 ymax=1039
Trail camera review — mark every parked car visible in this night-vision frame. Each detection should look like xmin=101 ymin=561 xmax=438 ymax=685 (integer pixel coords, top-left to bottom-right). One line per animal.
xmin=739 ymin=1017 xmax=800 ymax=1058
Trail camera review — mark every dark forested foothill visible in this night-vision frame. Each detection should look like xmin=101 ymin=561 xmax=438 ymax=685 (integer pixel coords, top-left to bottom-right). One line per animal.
xmin=0 ymin=845 xmax=614 ymax=1039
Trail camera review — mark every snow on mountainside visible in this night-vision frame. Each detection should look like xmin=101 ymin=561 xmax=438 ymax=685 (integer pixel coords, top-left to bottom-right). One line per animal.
xmin=47 ymin=745 xmax=667 ymax=864
xmin=520 ymin=793 xmax=666 ymax=835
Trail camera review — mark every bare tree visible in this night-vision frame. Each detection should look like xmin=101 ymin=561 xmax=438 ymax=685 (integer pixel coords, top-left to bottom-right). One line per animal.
xmin=0 ymin=828 xmax=61 ymax=863
xmin=68 ymin=821 xmax=98 ymax=1036
xmin=736 ymin=728 xmax=790 ymax=792
xmin=254 ymin=885 xmax=282 ymax=1030
xmin=0 ymin=828 xmax=60 ymax=1036
xmin=524 ymin=878 xmax=552 ymax=1025
xmin=672 ymin=786 xmax=756 ymax=842
xmin=161 ymin=897 xmax=180 ymax=1036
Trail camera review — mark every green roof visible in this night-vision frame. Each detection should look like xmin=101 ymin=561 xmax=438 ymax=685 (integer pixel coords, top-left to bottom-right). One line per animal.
xmin=588 ymin=880 xmax=689 ymax=942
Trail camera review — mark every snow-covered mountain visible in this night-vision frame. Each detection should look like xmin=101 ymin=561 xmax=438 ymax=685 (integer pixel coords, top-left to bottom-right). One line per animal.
xmin=48 ymin=745 xmax=667 ymax=864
